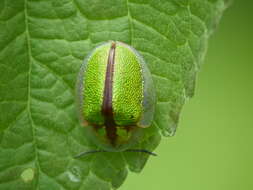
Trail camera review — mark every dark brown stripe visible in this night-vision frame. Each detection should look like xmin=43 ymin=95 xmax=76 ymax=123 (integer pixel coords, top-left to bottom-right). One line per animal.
xmin=102 ymin=42 xmax=117 ymax=145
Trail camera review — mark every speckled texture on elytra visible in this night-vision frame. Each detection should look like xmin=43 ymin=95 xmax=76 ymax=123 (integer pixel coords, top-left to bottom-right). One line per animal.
xmin=113 ymin=44 xmax=143 ymax=126
xmin=82 ymin=44 xmax=110 ymax=125
xmin=82 ymin=42 xmax=144 ymax=127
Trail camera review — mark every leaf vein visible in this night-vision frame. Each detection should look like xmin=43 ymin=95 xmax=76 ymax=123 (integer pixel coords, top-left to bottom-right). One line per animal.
xmin=24 ymin=0 xmax=41 ymax=189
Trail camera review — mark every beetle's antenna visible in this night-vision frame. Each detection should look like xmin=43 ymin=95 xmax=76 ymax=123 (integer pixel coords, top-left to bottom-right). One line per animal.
xmin=74 ymin=150 xmax=107 ymax=158
xmin=75 ymin=149 xmax=157 ymax=158
xmin=125 ymin=149 xmax=157 ymax=156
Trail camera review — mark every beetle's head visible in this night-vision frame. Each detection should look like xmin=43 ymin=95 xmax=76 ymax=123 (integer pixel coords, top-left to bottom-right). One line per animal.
xmin=84 ymin=123 xmax=144 ymax=152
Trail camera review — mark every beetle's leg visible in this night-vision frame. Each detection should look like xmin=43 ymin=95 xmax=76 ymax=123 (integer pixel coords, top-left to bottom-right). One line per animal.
xmin=93 ymin=124 xmax=103 ymax=130
xmin=74 ymin=149 xmax=157 ymax=158
xmin=123 ymin=126 xmax=133 ymax=133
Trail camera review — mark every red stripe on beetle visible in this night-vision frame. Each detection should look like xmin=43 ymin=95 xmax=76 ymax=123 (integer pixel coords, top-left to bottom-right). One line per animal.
xmin=101 ymin=42 xmax=117 ymax=145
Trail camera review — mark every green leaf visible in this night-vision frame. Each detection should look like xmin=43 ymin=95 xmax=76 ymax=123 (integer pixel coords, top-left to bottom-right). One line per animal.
xmin=0 ymin=0 xmax=227 ymax=189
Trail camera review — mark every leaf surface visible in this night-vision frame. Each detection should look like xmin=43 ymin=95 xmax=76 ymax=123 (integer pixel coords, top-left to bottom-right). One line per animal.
xmin=0 ymin=0 xmax=227 ymax=189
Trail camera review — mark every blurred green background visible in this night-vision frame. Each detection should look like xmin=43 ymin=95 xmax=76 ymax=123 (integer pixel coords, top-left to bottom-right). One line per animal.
xmin=121 ymin=1 xmax=253 ymax=190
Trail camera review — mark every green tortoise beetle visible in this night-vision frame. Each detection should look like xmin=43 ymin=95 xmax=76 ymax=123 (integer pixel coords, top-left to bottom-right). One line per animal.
xmin=75 ymin=41 xmax=157 ymax=157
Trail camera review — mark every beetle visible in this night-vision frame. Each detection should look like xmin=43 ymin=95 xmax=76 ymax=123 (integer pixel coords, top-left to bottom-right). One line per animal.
xmin=75 ymin=41 xmax=156 ymax=157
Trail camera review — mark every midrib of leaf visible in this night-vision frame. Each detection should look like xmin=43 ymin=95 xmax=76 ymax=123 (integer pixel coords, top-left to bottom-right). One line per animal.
xmin=126 ymin=0 xmax=133 ymax=45
xmin=24 ymin=0 xmax=40 ymax=188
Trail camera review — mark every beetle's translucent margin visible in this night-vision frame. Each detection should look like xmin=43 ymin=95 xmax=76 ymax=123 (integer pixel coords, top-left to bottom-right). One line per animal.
xmin=136 ymin=49 xmax=156 ymax=127
xmin=75 ymin=53 xmax=86 ymax=125
xmin=117 ymin=42 xmax=157 ymax=128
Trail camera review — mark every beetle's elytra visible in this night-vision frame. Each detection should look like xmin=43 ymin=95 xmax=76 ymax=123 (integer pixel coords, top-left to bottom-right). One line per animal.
xmin=76 ymin=41 xmax=156 ymax=151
